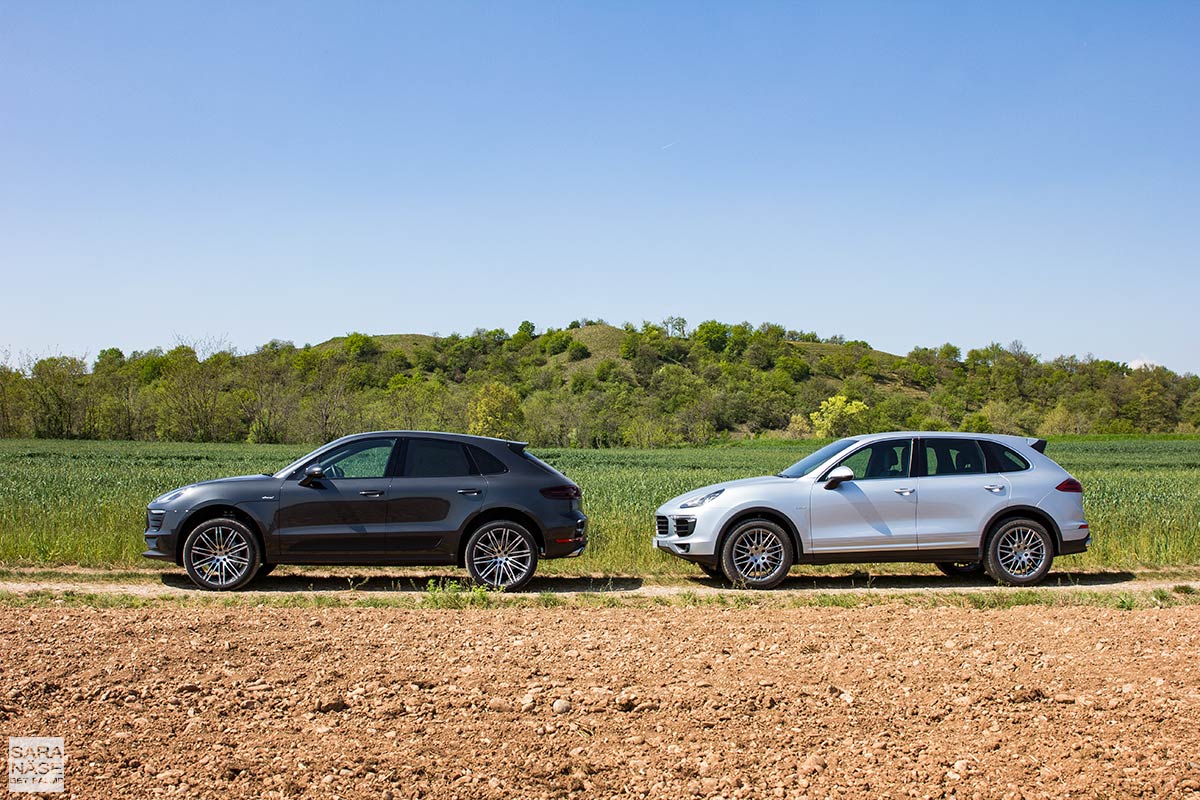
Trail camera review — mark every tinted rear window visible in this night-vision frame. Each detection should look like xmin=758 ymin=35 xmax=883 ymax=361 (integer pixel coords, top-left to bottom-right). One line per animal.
xmin=404 ymin=439 xmax=474 ymax=478
xmin=522 ymin=451 xmax=563 ymax=477
xmin=983 ymin=441 xmax=1031 ymax=472
xmin=469 ymin=445 xmax=508 ymax=475
xmin=924 ymin=439 xmax=985 ymax=476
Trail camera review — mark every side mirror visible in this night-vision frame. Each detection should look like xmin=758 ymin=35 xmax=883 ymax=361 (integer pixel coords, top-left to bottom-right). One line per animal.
xmin=299 ymin=463 xmax=325 ymax=487
xmin=824 ymin=465 xmax=854 ymax=490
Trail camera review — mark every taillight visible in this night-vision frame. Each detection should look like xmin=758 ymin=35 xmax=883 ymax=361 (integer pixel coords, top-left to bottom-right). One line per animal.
xmin=540 ymin=485 xmax=582 ymax=500
xmin=1056 ymin=478 xmax=1083 ymax=493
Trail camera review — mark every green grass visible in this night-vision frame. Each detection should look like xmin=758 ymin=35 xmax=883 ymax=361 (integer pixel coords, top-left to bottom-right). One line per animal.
xmin=0 ymin=436 xmax=1198 ymax=574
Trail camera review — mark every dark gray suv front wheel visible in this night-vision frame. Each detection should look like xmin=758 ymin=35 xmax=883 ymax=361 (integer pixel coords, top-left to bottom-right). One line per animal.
xmin=182 ymin=518 xmax=261 ymax=591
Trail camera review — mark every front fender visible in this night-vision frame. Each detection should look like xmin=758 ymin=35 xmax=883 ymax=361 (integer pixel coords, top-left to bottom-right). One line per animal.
xmin=710 ymin=501 xmax=808 ymax=556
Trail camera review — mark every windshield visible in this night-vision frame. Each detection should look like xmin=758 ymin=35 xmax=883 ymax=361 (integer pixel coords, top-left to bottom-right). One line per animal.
xmin=778 ymin=438 xmax=859 ymax=478
xmin=273 ymin=441 xmax=333 ymax=479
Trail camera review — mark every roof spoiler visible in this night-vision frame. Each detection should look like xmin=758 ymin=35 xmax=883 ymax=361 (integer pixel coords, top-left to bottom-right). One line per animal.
xmin=1030 ymin=438 xmax=1047 ymax=453
xmin=506 ymin=441 xmax=529 ymax=456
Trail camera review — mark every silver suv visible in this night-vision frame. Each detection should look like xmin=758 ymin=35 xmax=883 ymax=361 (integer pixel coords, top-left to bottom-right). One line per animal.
xmin=655 ymin=432 xmax=1089 ymax=588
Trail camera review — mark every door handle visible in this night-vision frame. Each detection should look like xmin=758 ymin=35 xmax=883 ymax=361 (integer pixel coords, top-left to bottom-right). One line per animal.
xmin=457 ymin=488 xmax=481 ymax=496
xmin=983 ymin=484 xmax=1005 ymax=493
xmin=893 ymin=488 xmax=915 ymax=496
xmin=358 ymin=490 xmax=385 ymax=497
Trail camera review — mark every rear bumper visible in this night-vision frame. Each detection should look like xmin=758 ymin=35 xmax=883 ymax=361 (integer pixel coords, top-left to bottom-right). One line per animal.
xmin=1059 ymin=534 xmax=1091 ymax=556
xmin=542 ymin=514 xmax=588 ymax=559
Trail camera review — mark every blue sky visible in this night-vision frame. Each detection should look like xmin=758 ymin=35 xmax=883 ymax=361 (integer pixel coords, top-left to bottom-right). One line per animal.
xmin=2 ymin=2 xmax=1197 ymax=372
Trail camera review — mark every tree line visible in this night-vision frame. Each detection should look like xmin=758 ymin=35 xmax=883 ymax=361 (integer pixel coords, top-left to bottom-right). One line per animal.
xmin=1 ymin=319 xmax=1196 ymax=447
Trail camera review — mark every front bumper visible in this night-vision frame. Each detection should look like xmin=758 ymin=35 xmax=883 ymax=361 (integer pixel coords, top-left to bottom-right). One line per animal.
xmin=142 ymin=506 xmax=181 ymax=563
xmin=653 ymin=511 xmax=721 ymax=566
xmin=142 ymin=530 xmax=177 ymax=562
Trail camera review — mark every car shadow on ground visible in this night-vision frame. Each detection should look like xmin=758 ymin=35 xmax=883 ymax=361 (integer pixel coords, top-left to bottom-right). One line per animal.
xmin=159 ymin=572 xmax=645 ymax=594
xmin=687 ymin=570 xmax=1140 ymax=591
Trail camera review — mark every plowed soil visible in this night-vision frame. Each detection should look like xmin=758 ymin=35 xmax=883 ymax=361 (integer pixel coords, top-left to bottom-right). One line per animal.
xmin=3 ymin=606 xmax=1199 ymax=799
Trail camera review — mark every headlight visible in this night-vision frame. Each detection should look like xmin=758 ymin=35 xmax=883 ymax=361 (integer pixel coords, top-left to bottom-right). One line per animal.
xmin=680 ymin=489 xmax=724 ymax=509
xmin=153 ymin=487 xmax=190 ymax=505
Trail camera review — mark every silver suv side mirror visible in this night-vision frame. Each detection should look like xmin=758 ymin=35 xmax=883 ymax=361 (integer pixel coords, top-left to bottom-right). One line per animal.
xmin=824 ymin=465 xmax=854 ymax=490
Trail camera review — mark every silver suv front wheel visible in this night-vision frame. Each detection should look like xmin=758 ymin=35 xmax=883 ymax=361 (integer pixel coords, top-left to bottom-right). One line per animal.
xmin=720 ymin=519 xmax=794 ymax=589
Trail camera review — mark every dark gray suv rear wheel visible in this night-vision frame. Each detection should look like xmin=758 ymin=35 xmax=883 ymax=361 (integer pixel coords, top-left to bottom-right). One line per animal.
xmin=465 ymin=521 xmax=538 ymax=591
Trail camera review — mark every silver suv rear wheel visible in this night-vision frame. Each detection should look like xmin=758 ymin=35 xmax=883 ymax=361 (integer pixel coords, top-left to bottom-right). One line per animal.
xmin=984 ymin=518 xmax=1053 ymax=586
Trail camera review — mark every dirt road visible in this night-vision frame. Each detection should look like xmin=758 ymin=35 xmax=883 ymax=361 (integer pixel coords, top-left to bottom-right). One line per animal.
xmin=0 ymin=565 xmax=1191 ymax=601
xmin=2 ymin=605 xmax=1199 ymax=799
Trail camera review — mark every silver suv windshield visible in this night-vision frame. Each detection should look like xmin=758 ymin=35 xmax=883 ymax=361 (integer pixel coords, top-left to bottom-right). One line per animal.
xmin=778 ymin=438 xmax=859 ymax=478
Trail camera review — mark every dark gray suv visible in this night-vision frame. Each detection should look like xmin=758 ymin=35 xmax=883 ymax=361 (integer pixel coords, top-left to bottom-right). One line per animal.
xmin=142 ymin=431 xmax=587 ymax=591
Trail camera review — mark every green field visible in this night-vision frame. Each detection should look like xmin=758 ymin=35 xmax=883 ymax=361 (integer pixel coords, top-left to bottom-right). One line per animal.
xmin=0 ymin=436 xmax=1197 ymax=574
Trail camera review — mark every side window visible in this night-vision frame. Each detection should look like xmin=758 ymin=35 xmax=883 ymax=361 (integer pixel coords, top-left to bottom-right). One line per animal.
xmin=834 ymin=439 xmax=911 ymax=480
xmin=983 ymin=442 xmax=1031 ymax=473
xmin=924 ymin=439 xmax=985 ymax=477
xmin=468 ymin=445 xmax=508 ymax=475
xmin=314 ymin=438 xmax=396 ymax=479
xmin=403 ymin=439 xmax=475 ymax=478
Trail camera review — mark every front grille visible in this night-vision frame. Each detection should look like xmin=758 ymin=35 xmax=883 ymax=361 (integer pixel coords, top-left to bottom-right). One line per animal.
xmin=655 ymin=516 xmax=669 ymax=537
xmin=147 ymin=509 xmax=166 ymax=531
xmin=674 ymin=517 xmax=696 ymax=537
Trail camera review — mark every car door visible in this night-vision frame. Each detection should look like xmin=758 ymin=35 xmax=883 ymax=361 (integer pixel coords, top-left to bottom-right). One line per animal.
xmin=385 ymin=437 xmax=487 ymax=563
xmin=915 ymin=437 xmax=1010 ymax=551
xmin=807 ymin=438 xmax=918 ymax=553
xmin=275 ymin=436 xmax=399 ymax=562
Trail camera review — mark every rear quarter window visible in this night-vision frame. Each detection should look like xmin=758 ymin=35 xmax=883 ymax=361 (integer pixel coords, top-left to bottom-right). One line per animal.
xmin=983 ymin=441 xmax=1031 ymax=473
xmin=468 ymin=445 xmax=509 ymax=475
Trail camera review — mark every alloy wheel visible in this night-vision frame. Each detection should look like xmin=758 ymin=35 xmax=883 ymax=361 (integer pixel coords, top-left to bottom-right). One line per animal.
xmin=188 ymin=525 xmax=253 ymax=588
xmin=731 ymin=527 xmax=786 ymax=581
xmin=996 ymin=526 xmax=1047 ymax=577
xmin=470 ymin=526 xmax=534 ymax=589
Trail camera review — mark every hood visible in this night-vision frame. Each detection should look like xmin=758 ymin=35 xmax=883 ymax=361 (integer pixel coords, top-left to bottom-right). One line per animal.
xmin=664 ymin=474 xmax=794 ymax=508
xmin=191 ymin=474 xmax=275 ymax=487
xmin=151 ymin=474 xmax=276 ymax=505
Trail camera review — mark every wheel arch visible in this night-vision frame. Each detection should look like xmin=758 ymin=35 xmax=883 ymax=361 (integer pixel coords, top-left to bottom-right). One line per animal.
xmin=717 ymin=507 xmax=803 ymax=559
xmin=983 ymin=505 xmax=1063 ymax=556
xmin=176 ymin=504 xmax=267 ymax=566
xmin=457 ymin=507 xmax=546 ymax=567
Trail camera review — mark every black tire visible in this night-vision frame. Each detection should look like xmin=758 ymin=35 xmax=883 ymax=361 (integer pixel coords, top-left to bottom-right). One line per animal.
xmin=464 ymin=520 xmax=539 ymax=591
xmin=936 ymin=561 xmax=985 ymax=578
xmin=719 ymin=519 xmax=794 ymax=589
xmin=182 ymin=517 xmax=261 ymax=591
xmin=984 ymin=518 xmax=1054 ymax=586
xmin=697 ymin=563 xmax=724 ymax=581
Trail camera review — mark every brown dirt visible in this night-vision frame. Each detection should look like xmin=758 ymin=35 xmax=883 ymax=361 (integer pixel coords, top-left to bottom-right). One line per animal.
xmin=2 ymin=606 xmax=1199 ymax=799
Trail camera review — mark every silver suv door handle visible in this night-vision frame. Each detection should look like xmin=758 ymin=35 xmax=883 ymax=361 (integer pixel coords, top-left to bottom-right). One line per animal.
xmin=894 ymin=488 xmax=915 ymax=496
xmin=457 ymin=488 xmax=481 ymax=496
xmin=983 ymin=484 xmax=1005 ymax=493
xmin=358 ymin=490 xmax=385 ymax=497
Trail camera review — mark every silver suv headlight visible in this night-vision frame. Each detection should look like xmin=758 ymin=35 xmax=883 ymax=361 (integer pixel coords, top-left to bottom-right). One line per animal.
xmin=680 ymin=489 xmax=724 ymax=509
